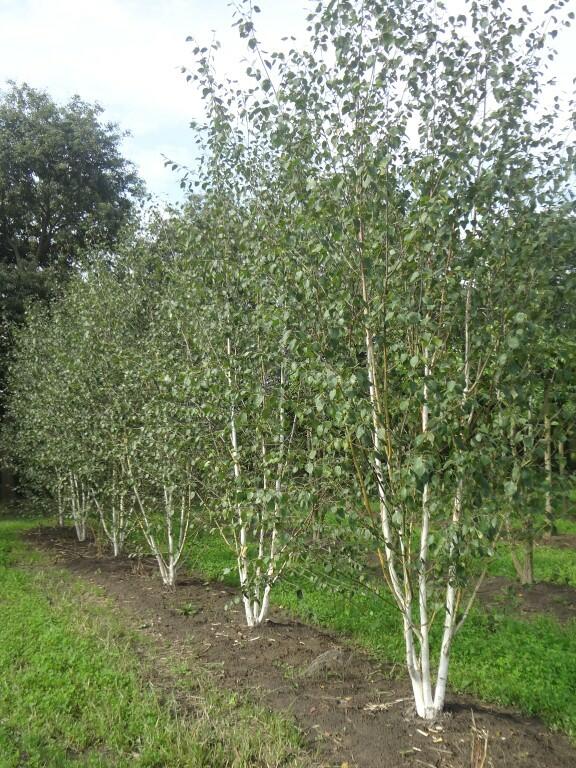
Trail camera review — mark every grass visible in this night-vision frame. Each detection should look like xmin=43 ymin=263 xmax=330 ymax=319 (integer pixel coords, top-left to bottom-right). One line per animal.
xmin=0 ymin=517 xmax=309 ymax=768
xmin=556 ymin=517 xmax=576 ymax=535
xmin=488 ymin=544 xmax=576 ymax=587
xmin=186 ymin=530 xmax=576 ymax=741
xmin=5 ymin=507 xmax=575 ymax=758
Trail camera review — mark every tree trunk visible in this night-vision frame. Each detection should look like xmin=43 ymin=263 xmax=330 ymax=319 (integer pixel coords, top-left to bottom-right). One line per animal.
xmin=69 ymin=473 xmax=88 ymax=542
xmin=513 ymin=525 xmax=535 ymax=586
xmin=519 ymin=543 xmax=534 ymax=586
xmin=558 ymin=439 xmax=567 ymax=519
xmin=543 ymin=385 xmax=556 ymax=537
xmin=56 ymin=482 xmax=64 ymax=526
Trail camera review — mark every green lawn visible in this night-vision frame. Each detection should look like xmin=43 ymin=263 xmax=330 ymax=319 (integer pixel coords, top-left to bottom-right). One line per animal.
xmin=488 ymin=544 xmax=576 ymax=587
xmin=556 ymin=517 xmax=576 ymax=535
xmin=0 ymin=518 xmax=308 ymax=768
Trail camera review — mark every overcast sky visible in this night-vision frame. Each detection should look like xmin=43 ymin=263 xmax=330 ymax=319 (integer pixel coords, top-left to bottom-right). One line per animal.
xmin=0 ymin=0 xmax=573 ymax=204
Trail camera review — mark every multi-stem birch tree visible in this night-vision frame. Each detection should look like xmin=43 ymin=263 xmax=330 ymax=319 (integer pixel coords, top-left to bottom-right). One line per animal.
xmin=179 ymin=41 xmax=317 ymax=625
xmin=6 ymin=286 xmax=98 ymax=540
xmin=251 ymin=0 xmax=576 ymax=717
xmin=70 ymin=264 xmax=148 ymax=556
xmin=115 ymin=257 xmax=207 ymax=587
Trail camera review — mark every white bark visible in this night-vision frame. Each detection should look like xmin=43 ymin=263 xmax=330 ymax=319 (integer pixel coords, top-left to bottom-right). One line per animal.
xmin=69 ymin=472 xmax=88 ymax=542
xmin=544 ymin=386 xmax=554 ymax=535
xmin=361 ymin=278 xmax=476 ymax=719
xmin=359 ymin=260 xmax=404 ymax=609
xmin=432 ymin=484 xmax=461 ymax=715
xmin=132 ymin=482 xmax=190 ymax=587
xmin=227 ymin=337 xmax=284 ymax=627
xmin=429 ymin=282 xmax=473 ymax=716
xmin=558 ymin=439 xmax=567 ymax=517
xmin=361 ymin=260 xmax=437 ymax=716
xmin=226 ymin=338 xmax=253 ymax=622
xmin=56 ymin=479 xmax=64 ymax=527
xmin=416 ymin=348 xmax=434 ymax=717
xmin=431 ymin=282 xmax=473 ymax=716
xmin=93 ymin=480 xmax=133 ymax=558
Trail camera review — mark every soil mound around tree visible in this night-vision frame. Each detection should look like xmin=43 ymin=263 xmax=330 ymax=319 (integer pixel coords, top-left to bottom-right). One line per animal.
xmin=26 ymin=526 xmax=576 ymax=768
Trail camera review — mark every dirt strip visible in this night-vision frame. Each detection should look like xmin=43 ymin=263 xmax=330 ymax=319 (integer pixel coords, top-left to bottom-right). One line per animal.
xmin=27 ymin=526 xmax=576 ymax=768
xmin=477 ymin=575 xmax=576 ymax=623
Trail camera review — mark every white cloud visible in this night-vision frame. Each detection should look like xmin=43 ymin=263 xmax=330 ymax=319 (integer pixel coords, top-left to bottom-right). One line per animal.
xmin=0 ymin=0 xmax=312 ymax=199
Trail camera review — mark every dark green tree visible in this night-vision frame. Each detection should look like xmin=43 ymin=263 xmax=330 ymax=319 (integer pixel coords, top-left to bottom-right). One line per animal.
xmin=0 ymin=81 xmax=143 ymax=419
xmin=0 ymin=82 xmax=143 ymax=288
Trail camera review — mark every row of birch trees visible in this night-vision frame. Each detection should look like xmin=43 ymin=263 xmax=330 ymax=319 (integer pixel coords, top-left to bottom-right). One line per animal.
xmin=4 ymin=0 xmax=576 ymax=720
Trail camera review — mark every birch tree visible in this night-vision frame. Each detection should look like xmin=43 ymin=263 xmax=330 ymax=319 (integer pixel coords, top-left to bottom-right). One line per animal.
xmin=73 ymin=265 xmax=147 ymax=556
xmin=179 ymin=42 xmax=317 ymax=624
xmin=115 ymin=257 xmax=206 ymax=587
xmin=6 ymin=287 xmax=97 ymax=540
xmin=246 ymin=0 xmax=576 ymax=716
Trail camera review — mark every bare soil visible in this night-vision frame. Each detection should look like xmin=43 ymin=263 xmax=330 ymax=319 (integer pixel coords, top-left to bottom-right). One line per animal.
xmin=544 ymin=533 xmax=576 ymax=551
xmin=477 ymin=576 xmax=576 ymax=624
xmin=25 ymin=526 xmax=576 ymax=768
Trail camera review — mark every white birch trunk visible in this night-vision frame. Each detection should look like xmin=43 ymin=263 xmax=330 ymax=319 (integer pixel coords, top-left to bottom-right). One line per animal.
xmin=56 ymin=479 xmax=64 ymax=527
xmin=132 ymin=482 xmax=190 ymax=587
xmin=69 ymin=472 xmax=88 ymax=542
xmin=255 ymin=361 xmax=285 ymax=625
xmin=227 ymin=337 xmax=285 ymax=627
xmin=431 ymin=483 xmax=461 ymax=715
xmin=226 ymin=338 xmax=271 ymax=626
xmin=226 ymin=338 xmax=254 ymax=623
xmin=415 ymin=348 xmax=435 ymax=717
xmin=362 ymin=276 xmax=476 ymax=719
xmin=429 ymin=283 xmax=473 ymax=716
xmin=360 ymin=258 xmax=437 ymax=716
xmin=543 ymin=386 xmax=554 ymax=536
xmin=558 ymin=439 xmax=567 ymax=517
xmin=93 ymin=484 xmax=133 ymax=557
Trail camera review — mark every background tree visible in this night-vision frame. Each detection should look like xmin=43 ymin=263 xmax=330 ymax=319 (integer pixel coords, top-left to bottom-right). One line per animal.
xmin=0 ymin=81 xmax=143 ymax=428
xmin=500 ymin=210 xmax=576 ymax=583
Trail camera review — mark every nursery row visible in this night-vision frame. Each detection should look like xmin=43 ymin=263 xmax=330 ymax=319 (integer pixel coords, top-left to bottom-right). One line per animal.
xmin=4 ymin=0 xmax=575 ymax=722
